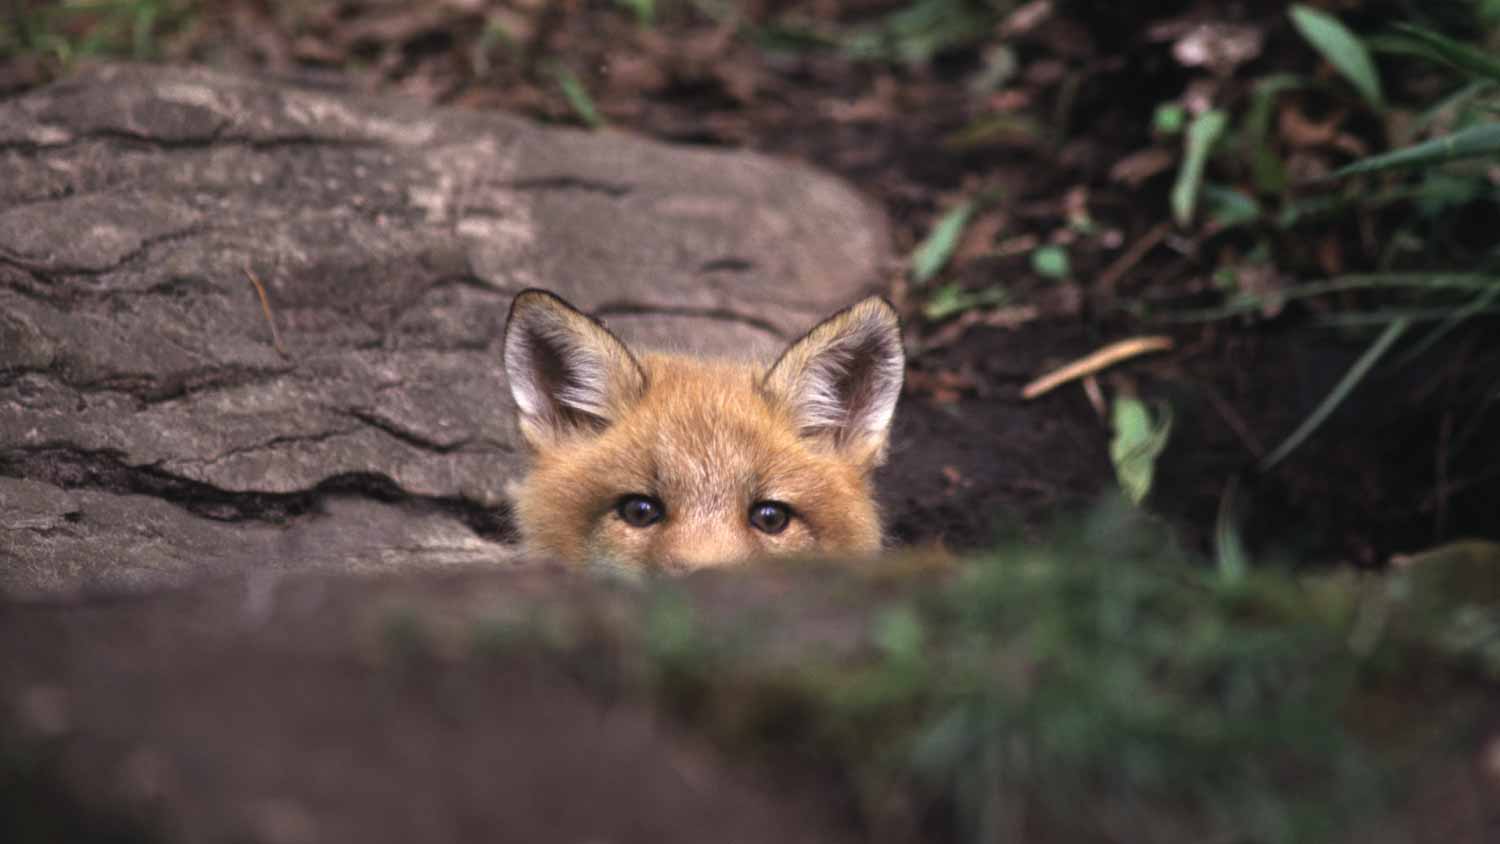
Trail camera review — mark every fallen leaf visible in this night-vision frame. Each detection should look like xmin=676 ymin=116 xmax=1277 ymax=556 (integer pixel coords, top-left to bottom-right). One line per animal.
xmin=1317 ymin=234 xmax=1344 ymax=276
xmin=1171 ymin=23 xmax=1265 ymax=75
xmin=1279 ymin=103 xmax=1347 ymax=147
xmin=1110 ymin=148 xmax=1176 ymax=187
xmin=1110 ymin=396 xmax=1174 ymax=506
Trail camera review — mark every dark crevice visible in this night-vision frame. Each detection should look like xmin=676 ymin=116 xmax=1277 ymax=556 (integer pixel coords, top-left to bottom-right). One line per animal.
xmin=497 ymin=176 xmax=633 ymax=198
xmin=344 ymin=409 xmax=472 ymax=454
xmin=0 ymin=274 xmax=68 ymax=307
xmin=0 ymin=447 xmax=314 ymax=523
xmin=0 ymin=448 xmax=514 ymax=542
xmin=698 ymin=257 xmax=755 ymax=273
xmin=591 ymin=302 xmax=787 ymax=340
xmin=0 ymin=224 xmax=209 ymax=277
xmin=0 ymin=365 xmax=297 ymax=406
xmin=172 ymin=427 xmax=361 ymax=467
xmin=0 ymin=127 xmax=384 ymax=155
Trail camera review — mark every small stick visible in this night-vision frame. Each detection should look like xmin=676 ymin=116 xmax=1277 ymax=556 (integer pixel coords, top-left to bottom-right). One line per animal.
xmin=1081 ymin=374 xmax=1106 ymax=418
xmin=243 ymin=261 xmax=288 ymax=359
xmin=1022 ymin=335 xmax=1174 ymax=400
xmin=1201 ymin=382 xmax=1266 ymax=460
xmin=1095 ymin=221 xmax=1169 ymax=296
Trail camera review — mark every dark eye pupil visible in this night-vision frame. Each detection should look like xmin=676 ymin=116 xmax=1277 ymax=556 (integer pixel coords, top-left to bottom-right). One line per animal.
xmin=750 ymin=501 xmax=790 ymax=534
xmin=618 ymin=495 xmax=663 ymax=527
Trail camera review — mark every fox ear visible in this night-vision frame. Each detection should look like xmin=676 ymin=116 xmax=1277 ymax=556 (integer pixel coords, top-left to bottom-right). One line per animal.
xmin=503 ymin=290 xmax=646 ymax=446
xmin=762 ymin=297 xmax=904 ymax=467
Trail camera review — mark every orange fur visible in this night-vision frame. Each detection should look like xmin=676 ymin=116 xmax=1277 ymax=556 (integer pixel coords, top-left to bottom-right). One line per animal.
xmin=504 ymin=291 xmax=903 ymax=573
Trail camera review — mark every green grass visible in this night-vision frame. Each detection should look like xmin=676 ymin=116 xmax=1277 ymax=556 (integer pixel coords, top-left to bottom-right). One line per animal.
xmin=1 ymin=0 xmax=197 ymax=65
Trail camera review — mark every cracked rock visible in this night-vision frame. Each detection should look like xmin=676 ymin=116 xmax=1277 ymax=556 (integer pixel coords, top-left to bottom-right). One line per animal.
xmin=0 ymin=64 xmax=890 ymax=597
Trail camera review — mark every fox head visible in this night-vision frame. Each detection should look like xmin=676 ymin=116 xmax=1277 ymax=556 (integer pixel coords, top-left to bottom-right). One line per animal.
xmin=502 ymin=289 xmax=904 ymax=573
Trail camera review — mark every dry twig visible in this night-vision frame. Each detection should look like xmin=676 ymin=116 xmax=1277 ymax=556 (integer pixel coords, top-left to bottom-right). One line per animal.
xmin=1022 ymin=335 xmax=1174 ymax=399
xmin=243 ymin=262 xmax=288 ymax=358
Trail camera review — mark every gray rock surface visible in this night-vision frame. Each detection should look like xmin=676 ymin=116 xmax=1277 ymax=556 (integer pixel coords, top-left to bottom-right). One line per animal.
xmin=0 ymin=64 xmax=890 ymax=598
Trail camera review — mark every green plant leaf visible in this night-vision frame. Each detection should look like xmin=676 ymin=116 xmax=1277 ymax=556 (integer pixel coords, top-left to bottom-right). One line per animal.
xmin=1288 ymin=5 xmax=1384 ymax=108
xmin=910 ymin=199 xmax=977 ymax=285
xmin=1215 ymin=476 xmax=1250 ymax=585
xmin=1202 ymin=184 xmax=1262 ymax=229
xmin=1153 ymin=102 xmax=1186 ymax=135
xmin=842 ymin=0 xmax=994 ymax=65
xmin=1031 ymin=244 xmax=1071 ymax=279
xmin=1171 ymin=109 xmax=1229 ymax=227
xmin=873 ymin=606 xmax=926 ymax=661
xmin=922 ymin=281 xmax=1009 ymax=320
xmin=1333 ymin=122 xmax=1500 ymax=176
xmin=943 ymin=112 xmax=1045 ymax=149
xmin=1369 ymin=24 xmax=1500 ymax=84
xmin=551 ymin=64 xmax=605 ymax=129
xmin=615 ymin=0 xmax=656 ymax=27
xmin=1110 ymin=396 xmax=1173 ymax=505
xmin=1259 ymin=318 xmax=1408 ymax=471
xmin=1241 ymin=74 xmax=1305 ymax=194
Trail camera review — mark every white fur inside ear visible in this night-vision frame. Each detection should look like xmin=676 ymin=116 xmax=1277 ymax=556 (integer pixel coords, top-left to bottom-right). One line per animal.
xmin=504 ymin=306 xmax=612 ymax=424
xmin=781 ymin=301 xmax=904 ymax=445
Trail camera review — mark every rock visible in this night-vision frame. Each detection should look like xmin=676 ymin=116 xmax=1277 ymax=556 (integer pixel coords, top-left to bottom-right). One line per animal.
xmin=0 ymin=64 xmax=889 ymax=597
xmin=0 ymin=566 xmax=859 ymax=844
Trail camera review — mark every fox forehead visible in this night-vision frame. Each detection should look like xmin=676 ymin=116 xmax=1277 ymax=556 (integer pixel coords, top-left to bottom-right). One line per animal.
xmin=563 ymin=354 xmax=810 ymax=504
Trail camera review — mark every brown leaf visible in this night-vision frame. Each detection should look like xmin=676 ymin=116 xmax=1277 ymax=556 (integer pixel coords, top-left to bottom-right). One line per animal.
xmin=998 ymin=1 xmax=1054 ymax=38
xmin=1170 ymin=23 xmax=1264 ymax=75
xmin=1279 ymin=103 xmax=1347 ymax=148
xmin=1110 ymin=148 xmax=1175 ymax=187
xmin=1317 ymin=235 xmax=1344 ymax=277
xmin=905 ymin=368 xmax=978 ymax=404
xmin=952 ymin=210 xmax=1009 ymax=265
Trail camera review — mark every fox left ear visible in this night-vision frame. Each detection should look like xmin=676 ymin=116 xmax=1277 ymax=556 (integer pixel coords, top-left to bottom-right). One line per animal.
xmin=503 ymin=289 xmax=646 ymax=447
xmin=762 ymin=297 xmax=904 ymax=467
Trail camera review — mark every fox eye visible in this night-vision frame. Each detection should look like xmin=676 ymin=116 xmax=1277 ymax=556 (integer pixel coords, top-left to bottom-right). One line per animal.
xmin=617 ymin=494 xmax=665 ymax=528
xmin=748 ymin=501 xmax=791 ymax=535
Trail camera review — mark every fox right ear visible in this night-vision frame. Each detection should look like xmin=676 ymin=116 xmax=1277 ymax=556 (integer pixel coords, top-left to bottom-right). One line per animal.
xmin=503 ymin=290 xmax=646 ymax=447
xmin=762 ymin=297 xmax=904 ymax=469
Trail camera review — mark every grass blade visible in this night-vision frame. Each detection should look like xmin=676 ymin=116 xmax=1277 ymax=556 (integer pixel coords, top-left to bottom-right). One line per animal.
xmin=922 ymin=282 xmax=1009 ymax=320
xmin=551 ymin=64 xmax=605 ymax=129
xmin=615 ymin=0 xmax=656 ymax=27
xmin=1396 ymin=283 xmax=1500 ymax=366
xmin=1171 ymin=109 xmax=1228 ymax=226
xmin=1215 ymin=476 xmax=1250 ymax=585
xmin=1371 ymin=23 xmax=1500 ymax=83
xmin=1151 ymin=273 xmax=1500 ymax=322
xmin=1333 ymin=122 xmax=1500 ymax=177
xmin=1259 ymin=319 xmax=1409 ymax=471
xmin=910 ymin=199 xmax=978 ymax=285
xmin=1314 ymin=305 xmax=1500 ymax=326
xmin=1289 ymin=5 xmax=1384 ymax=108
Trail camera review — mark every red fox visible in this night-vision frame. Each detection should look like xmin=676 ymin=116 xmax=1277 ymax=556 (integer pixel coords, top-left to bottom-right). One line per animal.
xmin=503 ymin=290 xmax=904 ymax=573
